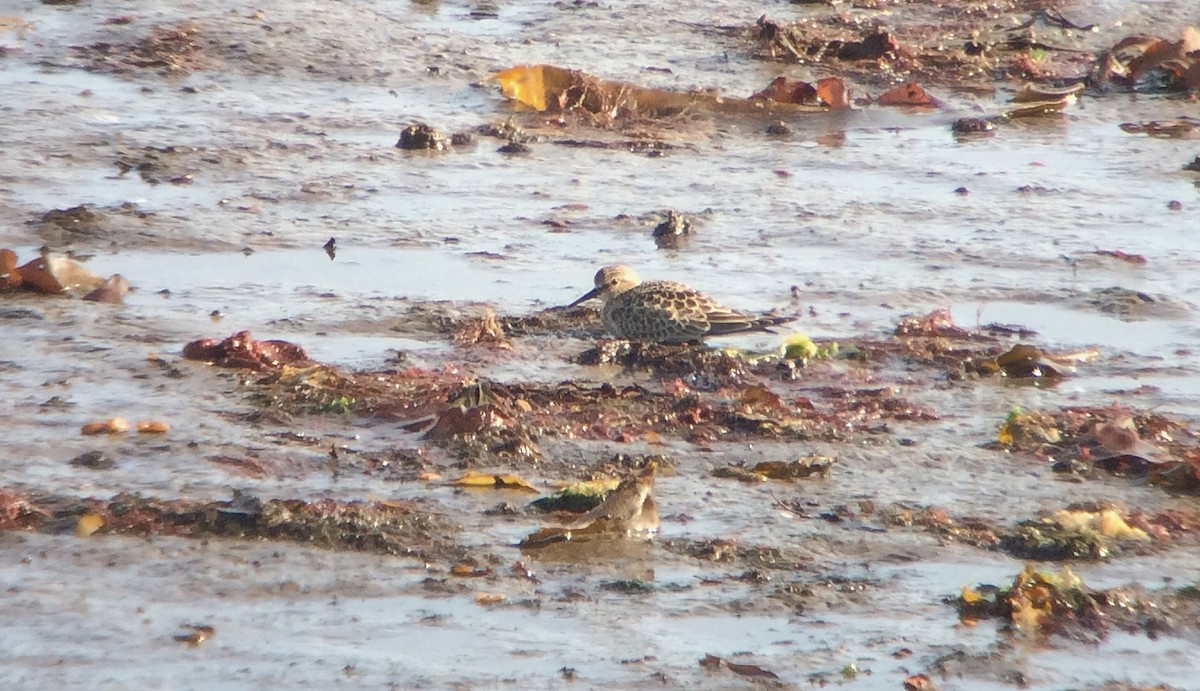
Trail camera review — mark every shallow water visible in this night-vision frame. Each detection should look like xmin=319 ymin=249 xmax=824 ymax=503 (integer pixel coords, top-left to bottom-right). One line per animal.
xmin=3 ymin=0 xmax=1200 ymax=688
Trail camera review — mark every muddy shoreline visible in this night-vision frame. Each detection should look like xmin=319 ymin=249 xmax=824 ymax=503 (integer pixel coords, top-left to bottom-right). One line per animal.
xmin=4 ymin=0 xmax=1200 ymax=688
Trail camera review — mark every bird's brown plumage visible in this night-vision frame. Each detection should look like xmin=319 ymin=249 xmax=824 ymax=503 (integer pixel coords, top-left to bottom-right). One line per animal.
xmin=569 ymin=265 xmax=793 ymax=343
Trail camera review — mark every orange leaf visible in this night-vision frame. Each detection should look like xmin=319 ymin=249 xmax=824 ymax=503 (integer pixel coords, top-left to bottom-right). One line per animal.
xmin=136 ymin=420 xmax=170 ymax=434
xmin=16 ymin=256 xmax=65 ymax=294
xmin=474 ymin=592 xmax=506 ymax=605
xmin=0 ymin=248 xmax=21 ymax=289
xmin=816 ymin=77 xmax=850 ymax=110
xmin=451 ymin=563 xmax=492 ymax=577
xmin=81 ymin=417 xmax=130 ymax=435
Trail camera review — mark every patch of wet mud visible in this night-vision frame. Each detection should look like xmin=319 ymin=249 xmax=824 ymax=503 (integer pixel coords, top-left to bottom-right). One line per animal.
xmin=5 ymin=0 xmax=1200 ymax=687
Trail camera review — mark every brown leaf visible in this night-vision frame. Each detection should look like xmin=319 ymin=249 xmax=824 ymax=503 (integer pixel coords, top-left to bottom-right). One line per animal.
xmin=1093 ymin=416 xmax=1163 ymax=467
xmin=492 ymin=63 xmax=829 ymax=118
xmin=1127 ymin=37 xmax=1184 ymax=84
xmin=453 ymin=309 xmax=512 ymax=349
xmin=904 ymin=674 xmax=937 ymax=691
xmin=877 ymin=82 xmax=940 ymax=107
xmin=1119 ymin=119 xmax=1199 ymax=138
xmin=422 ymin=405 xmax=507 ymax=440
xmin=837 ymin=30 xmax=900 ymax=61
xmin=207 ymin=454 xmax=271 ymax=478
xmin=894 ymin=308 xmax=968 ymax=338
xmin=750 ymin=76 xmax=817 ymax=104
xmin=1003 ymin=96 xmax=1075 ymax=118
xmin=750 ymin=455 xmax=835 ymax=480
xmin=994 ymin=344 xmax=1067 ymax=378
xmin=725 ymin=661 xmax=779 ymax=679
xmin=1099 ymin=28 xmax=1200 ymax=89
xmin=451 ymin=563 xmax=493 ymax=577
xmin=738 ymin=384 xmax=784 ymax=413
xmin=1094 ymin=454 xmax=1157 ymax=476
xmin=699 ymin=654 xmax=723 ymax=671
xmin=699 ymin=654 xmax=780 ymax=680
xmin=82 ymin=274 xmax=132 ymax=304
xmin=1148 ymin=458 xmax=1200 ymax=492
xmin=1092 ymin=249 xmax=1147 ymax=264
xmin=516 ymin=526 xmax=574 ymax=548
xmin=182 ymin=330 xmax=310 ymax=371
xmin=1012 ymin=83 xmax=1085 ymax=103
xmin=174 ymin=624 xmax=215 ymax=646
xmin=1185 ymin=60 xmax=1200 ymax=89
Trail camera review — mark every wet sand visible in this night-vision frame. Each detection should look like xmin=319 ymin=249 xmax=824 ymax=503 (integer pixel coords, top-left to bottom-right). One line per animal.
xmin=3 ymin=0 xmax=1200 ymax=688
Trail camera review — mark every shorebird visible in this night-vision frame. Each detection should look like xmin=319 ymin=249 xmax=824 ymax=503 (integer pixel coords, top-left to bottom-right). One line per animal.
xmin=519 ymin=462 xmax=659 ymax=548
xmin=568 ymin=265 xmax=793 ymax=343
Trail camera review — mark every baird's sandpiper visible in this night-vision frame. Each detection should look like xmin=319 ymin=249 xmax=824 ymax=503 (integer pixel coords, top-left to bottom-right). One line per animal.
xmin=569 ymin=265 xmax=793 ymax=343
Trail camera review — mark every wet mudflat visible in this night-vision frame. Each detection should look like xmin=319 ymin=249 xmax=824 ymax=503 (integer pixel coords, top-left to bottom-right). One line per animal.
xmin=3 ymin=0 xmax=1200 ymax=688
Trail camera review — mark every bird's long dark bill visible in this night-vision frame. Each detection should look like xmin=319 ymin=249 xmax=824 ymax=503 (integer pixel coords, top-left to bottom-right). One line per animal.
xmin=567 ymin=287 xmax=601 ymax=307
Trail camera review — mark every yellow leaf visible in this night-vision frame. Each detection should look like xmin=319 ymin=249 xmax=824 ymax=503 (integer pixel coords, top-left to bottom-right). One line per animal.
xmin=1098 ymin=509 xmax=1149 ymax=540
xmin=996 ymin=422 xmax=1014 ymax=445
xmin=490 ymin=63 xmax=828 ymax=119
xmin=1009 ymin=591 xmax=1046 ymax=632
xmin=474 ymin=592 xmax=506 ymax=606
xmin=960 ymin=586 xmax=983 ymax=604
xmin=452 ymin=471 xmax=539 ymax=493
xmin=75 ymin=513 xmax=105 ymax=537
xmin=491 ymin=64 xmax=569 ymax=111
xmin=1053 ymin=509 xmax=1150 ymax=540
xmin=1055 ymin=566 xmax=1083 ymax=591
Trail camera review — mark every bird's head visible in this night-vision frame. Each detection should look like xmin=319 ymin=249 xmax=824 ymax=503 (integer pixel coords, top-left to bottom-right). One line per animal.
xmin=568 ymin=265 xmax=641 ymax=306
